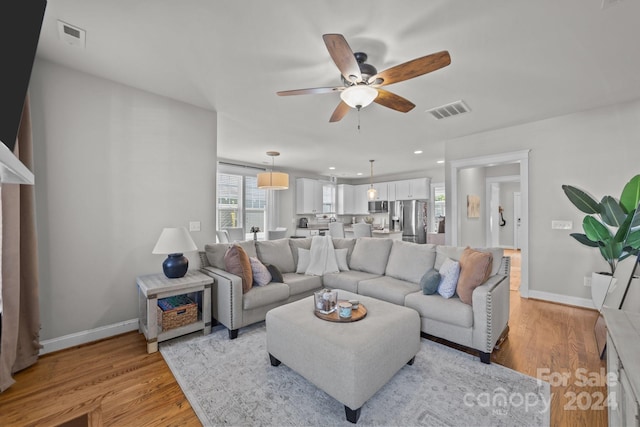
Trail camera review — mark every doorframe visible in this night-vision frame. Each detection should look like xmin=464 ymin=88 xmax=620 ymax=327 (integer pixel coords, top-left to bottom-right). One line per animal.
xmin=513 ymin=191 xmax=521 ymax=250
xmin=485 ymin=175 xmax=520 ymax=248
xmin=450 ymin=150 xmax=530 ymax=297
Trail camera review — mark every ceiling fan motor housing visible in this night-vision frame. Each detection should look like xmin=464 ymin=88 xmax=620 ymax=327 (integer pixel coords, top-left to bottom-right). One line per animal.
xmin=342 ymin=52 xmax=377 ymax=86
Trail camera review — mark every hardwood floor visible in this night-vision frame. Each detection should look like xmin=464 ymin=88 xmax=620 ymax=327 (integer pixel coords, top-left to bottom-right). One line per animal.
xmin=0 ymin=292 xmax=607 ymax=426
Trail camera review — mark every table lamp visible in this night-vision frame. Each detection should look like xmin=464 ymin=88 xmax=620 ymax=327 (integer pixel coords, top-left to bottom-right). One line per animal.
xmin=152 ymin=227 xmax=198 ymax=278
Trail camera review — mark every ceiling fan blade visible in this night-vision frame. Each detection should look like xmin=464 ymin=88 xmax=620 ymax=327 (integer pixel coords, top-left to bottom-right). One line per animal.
xmin=329 ymin=101 xmax=351 ymax=122
xmin=322 ymin=34 xmax=362 ymax=84
xmin=373 ymin=89 xmax=416 ymax=113
xmin=368 ymin=51 xmax=451 ymax=86
xmin=277 ymin=87 xmax=342 ymax=96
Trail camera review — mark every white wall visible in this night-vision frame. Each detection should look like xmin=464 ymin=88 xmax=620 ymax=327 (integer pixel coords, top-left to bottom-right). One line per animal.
xmin=30 ymin=59 xmax=217 ymax=341
xmin=445 ymin=98 xmax=640 ymax=301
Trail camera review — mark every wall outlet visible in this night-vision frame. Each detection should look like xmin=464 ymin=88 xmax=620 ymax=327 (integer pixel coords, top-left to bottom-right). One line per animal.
xmin=189 ymin=221 xmax=201 ymax=232
xmin=584 ymin=276 xmax=592 ymax=287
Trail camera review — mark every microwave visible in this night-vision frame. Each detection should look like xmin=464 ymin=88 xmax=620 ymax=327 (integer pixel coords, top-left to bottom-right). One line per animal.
xmin=368 ymin=200 xmax=388 ymax=213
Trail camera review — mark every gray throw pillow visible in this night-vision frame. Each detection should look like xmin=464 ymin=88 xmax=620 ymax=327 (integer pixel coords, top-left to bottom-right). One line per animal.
xmin=421 ymin=268 xmax=441 ymax=295
xmin=265 ymin=264 xmax=284 ymax=283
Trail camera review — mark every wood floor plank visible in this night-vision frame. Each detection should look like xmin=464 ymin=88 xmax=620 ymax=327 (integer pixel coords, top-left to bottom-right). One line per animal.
xmin=0 ymin=287 xmax=609 ymax=426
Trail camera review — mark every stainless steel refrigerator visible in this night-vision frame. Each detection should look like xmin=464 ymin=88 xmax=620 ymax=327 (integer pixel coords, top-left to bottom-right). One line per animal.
xmin=390 ymin=200 xmax=428 ymax=243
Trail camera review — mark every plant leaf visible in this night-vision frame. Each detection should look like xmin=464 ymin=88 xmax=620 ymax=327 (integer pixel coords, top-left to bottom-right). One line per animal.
xmin=570 ymin=233 xmax=599 ymax=247
xmin=600 ymin=196 xmax=626 ymax=227
xmin=625 ymin=229 xmax=640 ymax=251
xmin=583 ymin=216 xmax=613 ymax=243
xmin=620 ymin=175 xmax=640 ymax=213
xmin=562 ymin=185 xmax=600 ymax=214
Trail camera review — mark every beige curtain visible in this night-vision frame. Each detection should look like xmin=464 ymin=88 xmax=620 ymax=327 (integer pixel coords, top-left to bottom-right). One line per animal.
xmin=0 ymin=96 xmax=41 ymax=392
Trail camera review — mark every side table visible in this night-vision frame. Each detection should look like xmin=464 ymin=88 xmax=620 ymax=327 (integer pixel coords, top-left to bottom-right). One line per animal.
xmin=137 ymin=270 xmax=214 ymax=353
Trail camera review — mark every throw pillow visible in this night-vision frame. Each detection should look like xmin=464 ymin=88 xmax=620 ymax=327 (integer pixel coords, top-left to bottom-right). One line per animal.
xmin=224 ymin=245 xmax=253 ymax=294
xmin=420 ymin=268 xmax=441 ymax=295
xmin=456 ymin=247 xmax=494 ymax=305
xmin=335 ymin=248 xmax=350 ymax=271
xmin=249 ymin=257 xmax=272 ymax=286
xmin=437 ymin=257 xmax=460 ymax=298
xmin=296 ymin=248 xmax=311 ymax=274
xmin=265 ymin=263 xmax=284 ymax=283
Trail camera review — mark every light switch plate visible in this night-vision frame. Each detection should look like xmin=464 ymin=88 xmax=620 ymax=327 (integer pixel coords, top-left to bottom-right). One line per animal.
xmin=552 ymin=220 xmax=573 ymax=230
xmin=189 ymin=221 xmax=201 ymax=232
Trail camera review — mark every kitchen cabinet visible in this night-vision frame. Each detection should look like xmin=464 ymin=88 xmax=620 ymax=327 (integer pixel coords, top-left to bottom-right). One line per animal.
xmin=296 ymin=178 xmax=336 ymax=214
xmin=393 ymin=178 xmax=430 ymax=200
xmin=372 ymin=182 xmax=388 ymax=201
xmin=353 ymin=184 xmax=371 ymax=214
xmin=337 ymin=184 xmax=354 ymax=215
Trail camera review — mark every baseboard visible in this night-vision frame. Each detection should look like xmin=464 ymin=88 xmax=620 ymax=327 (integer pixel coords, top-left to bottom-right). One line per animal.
xmin=40 ymin=319 xmax=140 ymax=355
xmin=527 ymin=290 xmax=595 ymax=310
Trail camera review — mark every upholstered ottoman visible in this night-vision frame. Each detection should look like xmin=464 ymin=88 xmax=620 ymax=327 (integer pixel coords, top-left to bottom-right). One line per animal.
xmin=266 ymin=290 xmax=420 ymax=423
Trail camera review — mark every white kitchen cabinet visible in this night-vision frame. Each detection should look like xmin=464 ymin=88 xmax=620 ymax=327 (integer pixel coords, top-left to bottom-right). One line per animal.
xmin=394 ymin=178 xmax=430 ymax=200
xmin=337 ymin=184 xmax=354 ymax=215
xmin=353 ymin=184 xmax=371 ymax=214
xmin=296 ymin=178 xmax=336 ymax=214
xmin=296 ymin=178 xmax=322 ymax=214
xmin=372 ymin=182 xmax=388 ymax=201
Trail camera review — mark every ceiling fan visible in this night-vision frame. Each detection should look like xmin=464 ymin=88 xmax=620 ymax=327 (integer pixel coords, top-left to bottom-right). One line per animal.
xmin=277 ymin=34 xmax=451 ymax=122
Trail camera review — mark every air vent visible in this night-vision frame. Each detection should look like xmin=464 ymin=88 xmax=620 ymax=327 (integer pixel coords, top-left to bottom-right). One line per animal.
xmin=57 ymin=20 xmax=86 ymax=48
xmin=426 ymin=100 xmax=470 ymax=120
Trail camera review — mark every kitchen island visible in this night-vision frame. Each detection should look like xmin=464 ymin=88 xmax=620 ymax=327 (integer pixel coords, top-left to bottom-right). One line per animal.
xmin=344 ymin=227 xmax=403 ymax=240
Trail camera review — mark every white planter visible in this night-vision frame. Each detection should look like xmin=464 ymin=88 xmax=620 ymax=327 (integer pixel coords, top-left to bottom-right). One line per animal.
xmin=591 ymin=272 xmax=616 ymax=311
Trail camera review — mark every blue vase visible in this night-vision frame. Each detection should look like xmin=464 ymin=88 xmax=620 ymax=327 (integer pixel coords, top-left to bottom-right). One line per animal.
xmin=163 ymin=253 xmax=188 ymax=278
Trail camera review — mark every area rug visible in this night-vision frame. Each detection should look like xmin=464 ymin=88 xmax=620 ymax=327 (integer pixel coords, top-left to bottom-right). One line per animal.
xmin=160 ymin=323 xmax=550 ymax=426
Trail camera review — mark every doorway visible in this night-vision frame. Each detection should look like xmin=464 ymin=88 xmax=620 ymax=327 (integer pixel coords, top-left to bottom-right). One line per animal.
xmin=449 ymin=149 xmax=530 ymax=297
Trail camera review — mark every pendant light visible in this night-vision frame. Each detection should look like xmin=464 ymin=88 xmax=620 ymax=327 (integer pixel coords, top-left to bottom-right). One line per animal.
xmin=367 ymin=159 xmax=377 ymax=200
xmin=257 ymin=151 xmax=289 ymax=190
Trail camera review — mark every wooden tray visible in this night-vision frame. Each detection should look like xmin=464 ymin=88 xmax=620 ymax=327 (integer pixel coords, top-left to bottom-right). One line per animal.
xmin=314 ymin=300 xmax=367 ymax=323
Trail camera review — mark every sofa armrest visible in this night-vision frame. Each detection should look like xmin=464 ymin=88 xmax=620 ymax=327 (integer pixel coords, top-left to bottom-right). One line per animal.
xmin=471 ymin=256 xmax=511 ymax=353
xmin=200 ymin=266 xmax=244 ymax=332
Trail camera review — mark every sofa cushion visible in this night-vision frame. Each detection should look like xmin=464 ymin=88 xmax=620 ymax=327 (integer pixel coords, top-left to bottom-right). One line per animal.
xmin=224 ymin=245 xmax=253 ymax=294
xmin=358 ymin=276 xmax=421 ymax=306
xmin=322 ymin=270 xmax=382 ymax=294
xmin=296 ymin=248 xmax=310 ymax=273
xmin=249 ymin=257 xmax=272 ymax=286
xmin=349 ymin=238 xmax=393 ymax=275
xmin=420 ymin=268 xmax=441 ymax=295
xmin=437 ymin=257 xmax=460 ymax=298
xmin=289 ymin=238 xmax=312 ymax=268
xmin=435 ymin=245 xmax=503 ymax=276
xmin=331 ymin=238 xmax=357 ymax=263
xmin=385 ymin=241 xmax=436 ymax=284
xmin=243 ymin=282 xmax=290 ymax=310
xmin=456 ymin=247 xmax=493 ymax=305
xmin=335 ymin=248 xmax=349 ymax=271
xmin=282 ymin=272 xmax=322 ymax=296
xmin=205 ymin=240 xmax=257 ymax=270
xmin=404 ymin=291 xmax=473 ymax=328
xmin=256 ymin=239 xmax=296 ymax=273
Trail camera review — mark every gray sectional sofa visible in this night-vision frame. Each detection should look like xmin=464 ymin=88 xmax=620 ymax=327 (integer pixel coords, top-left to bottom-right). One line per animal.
xmin=199 ymin=237 xmax=510 ymax=363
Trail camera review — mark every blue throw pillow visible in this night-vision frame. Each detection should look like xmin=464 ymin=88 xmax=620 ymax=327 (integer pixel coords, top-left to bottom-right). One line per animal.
xmin=420 ymin=268 xmax=441 ymax=295
xmin=437 ymin=257 xmax=460 ymax=298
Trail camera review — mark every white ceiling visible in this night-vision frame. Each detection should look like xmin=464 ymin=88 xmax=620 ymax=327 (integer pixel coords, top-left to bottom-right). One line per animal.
xmin=35 ymin=0 xmax=640 ymax=178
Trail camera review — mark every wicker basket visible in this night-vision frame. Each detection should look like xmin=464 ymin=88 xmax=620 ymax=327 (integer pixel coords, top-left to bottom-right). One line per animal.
xmin=156 ymin=295 xmax=197 ymax=331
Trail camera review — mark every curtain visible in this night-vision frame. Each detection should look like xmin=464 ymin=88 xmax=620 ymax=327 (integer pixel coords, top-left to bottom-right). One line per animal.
xmin=0 ymin=96 xmax=40 ymax=392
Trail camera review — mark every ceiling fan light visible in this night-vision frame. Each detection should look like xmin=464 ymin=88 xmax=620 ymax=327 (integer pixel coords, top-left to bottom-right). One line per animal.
xmin=340 ymin=85 xmax=378 ymax=109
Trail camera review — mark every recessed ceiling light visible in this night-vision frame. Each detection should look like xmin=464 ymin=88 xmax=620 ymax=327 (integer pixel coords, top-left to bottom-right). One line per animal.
xmin=414 ymin=150 xmax=423 ymax=154
xmin=356 ymin=172 xmax=363 ymax=176
xmin=329 ymin=166 xmax=336 ymax=170
xmin=437 ymin=160 xmax=444 ymax=164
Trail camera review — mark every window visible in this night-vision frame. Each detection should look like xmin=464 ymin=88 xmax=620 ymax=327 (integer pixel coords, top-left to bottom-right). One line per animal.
xmin=217 ymin=172 xmax=266 ymax=233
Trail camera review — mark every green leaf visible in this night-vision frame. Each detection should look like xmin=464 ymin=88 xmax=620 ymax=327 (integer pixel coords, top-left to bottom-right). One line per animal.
xmin=625 ymin=229 xmax=640 ymax=251
xmin=600 ymin=196 xmax=626 ymax=227
xmin=583 ymin=216 xmax=613 ymax=243
xmin=599 ymin=241 xmax=622 ymax=263
xmin=620 ymin=175 xmax=640 ymax=213
xmin=570 ymin=233 xmax=599 ymax=247
xmin=562 ymin=185 xmax=600 ymax=214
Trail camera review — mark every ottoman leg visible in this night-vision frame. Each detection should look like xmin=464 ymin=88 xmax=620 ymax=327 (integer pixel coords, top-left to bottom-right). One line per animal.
xmin=407 ymin=356 xmax=415 ymax=366
xmin=269 ymin=353 xmax=281 ymax=367
xmin=345 ymin=406 xmax=361 ymax=424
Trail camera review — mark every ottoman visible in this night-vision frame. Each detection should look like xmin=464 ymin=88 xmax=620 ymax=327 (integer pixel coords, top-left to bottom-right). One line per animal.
xmin=266 ymin=290 xmax=420 ymax=423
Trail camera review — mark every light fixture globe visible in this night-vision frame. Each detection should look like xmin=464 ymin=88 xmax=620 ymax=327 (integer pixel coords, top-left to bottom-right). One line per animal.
xmin=340 ymin=85 xmax=378 ymax=109
xmin=257 ymin=151 xmax=289 ymax=190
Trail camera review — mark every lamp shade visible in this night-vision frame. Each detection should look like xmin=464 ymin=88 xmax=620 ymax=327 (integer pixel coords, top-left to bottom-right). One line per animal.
xmin=257 ymin=171 xmax=289 ymax=190
xmin=340 ymin=85 xmax=378 ymax=109
xmin=367 ymin=186 xmax=378 ymax=201
xmin=152 ymin=227 xmax=198 ymax=255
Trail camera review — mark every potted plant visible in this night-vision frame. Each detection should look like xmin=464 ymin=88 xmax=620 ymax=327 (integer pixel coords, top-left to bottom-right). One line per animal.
xmin=562 ymin=174 xmax=640 ymax=309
